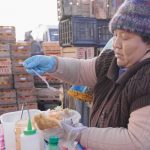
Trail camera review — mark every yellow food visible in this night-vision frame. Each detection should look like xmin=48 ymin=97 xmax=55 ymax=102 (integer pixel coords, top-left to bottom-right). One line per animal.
xmin=34 ymin=113 xmax=60 ymax=130
xmin=34 ymin=108 xmax=71 ymax=130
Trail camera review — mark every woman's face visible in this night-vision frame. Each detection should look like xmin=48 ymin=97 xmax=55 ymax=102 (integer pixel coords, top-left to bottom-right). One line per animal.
xmin=113 ymin=29 xmax=150 ymax=68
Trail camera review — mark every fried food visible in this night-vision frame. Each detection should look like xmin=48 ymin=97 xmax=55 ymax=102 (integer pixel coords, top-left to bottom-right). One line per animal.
xmin=34 ymin=113 xmax=60 ymax=130
xmin=34 ymin=108 xmax=71 ymax=130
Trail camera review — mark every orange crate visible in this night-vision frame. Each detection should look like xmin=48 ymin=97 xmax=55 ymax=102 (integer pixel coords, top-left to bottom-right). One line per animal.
xmin=16 ymin=88 xmax=35 ymax=97
xmin=0 ymin=104 xmax=18 ymax=115
xmin=12 ymin=57 xmax=26 ymax=67
xmin=0 ymin=44 xmax=10 ymax=57
xmin=0 ymin=66 xmax=12 ymax=75
xmin=44 ymin=51 xmax=61 ymax=56
xmin=0 ymin=89 xmax=16 ymax=98
xmin=18 ymin=102 xmax=38 ymax=110
xmin=0 ymin=26 xmax=15 ymax=34
xmin=0 ymin=58 xmax=11 ymax=66
xmin=11 ymin=42 xmax=31 ymax=58
xmin=12 ymin=57 xmax=28 ymax=74
xmin=12 ymin=66 xmax=27 ymax=74
xmin=0 ymin=26 xmax=16 ymax=43
xmin=0 ymin=97 xmax=16 ymax=105
xmin=34 ymin=74 xmax=62 ymax=84
xmin=42 ymin=42 xmax=61 ymax=51
xmin=35 ymin=88 xmax=60 ymax=101
xmin=62 ymin=47 xmax=94 ymax=59
xmin=0 ymin=35 xmax=16 ymax=44
xmin=14 ymin=74 xmax=33 ymax=82
xmin=17 ymin=95 xmax=37 ymax=103
xmin=0 ymin=75 xmax=13 ymax=89
xmin=14 ymin=81 xmax=34 ymax=89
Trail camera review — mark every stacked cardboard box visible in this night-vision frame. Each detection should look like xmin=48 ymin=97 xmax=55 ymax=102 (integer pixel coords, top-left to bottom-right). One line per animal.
xmin=0 ymin=26 xmax=16 ymax=43
xmin=11 ymin=42 xmax=37 ymax=109
xmin=0 ymin=27 xmax=17 ymax=115
xmin=42 ymin=42 xmax=61 ymax=56
xmin=61 ymin=47 xmax=95 ymax=59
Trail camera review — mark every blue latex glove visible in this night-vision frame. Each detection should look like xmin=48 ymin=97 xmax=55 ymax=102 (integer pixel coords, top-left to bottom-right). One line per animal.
xmin=23 ymin=55 xmax=57 ymax=75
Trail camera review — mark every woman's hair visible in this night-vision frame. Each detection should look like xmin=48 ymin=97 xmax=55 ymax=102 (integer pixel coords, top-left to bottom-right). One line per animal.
xmin=141 ymin=36 xmax=150 ymax=45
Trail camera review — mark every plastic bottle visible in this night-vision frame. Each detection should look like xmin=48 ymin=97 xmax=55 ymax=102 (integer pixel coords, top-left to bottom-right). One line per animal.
xmin=47 ymin=136 xmax=60 ymax=150
xmin=15 ymin=120 xmax=27 ymax=150
xmin=20 ymin=118 xmax=40 ymax=150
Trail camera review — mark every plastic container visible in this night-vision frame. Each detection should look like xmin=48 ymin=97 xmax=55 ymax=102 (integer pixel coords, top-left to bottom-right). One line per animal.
xmin=0 ymin=125 xmax=5 ymax=150
xmin=0 ymin=109 xmax=41 ymax=150
xmin=20 ymin=118 xmax=40 ymax=150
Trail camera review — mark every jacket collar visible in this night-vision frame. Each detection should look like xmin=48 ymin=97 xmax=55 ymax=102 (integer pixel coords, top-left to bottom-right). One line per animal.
xmin=106 ymin=56 xmax=150 ymax=86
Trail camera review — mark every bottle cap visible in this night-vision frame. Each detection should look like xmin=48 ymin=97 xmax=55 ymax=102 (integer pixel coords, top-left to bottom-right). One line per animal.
xmin=49 ymin=136 xmax=59 ymax=144
xmin=23 ymin=118 xmax=36 ymax=135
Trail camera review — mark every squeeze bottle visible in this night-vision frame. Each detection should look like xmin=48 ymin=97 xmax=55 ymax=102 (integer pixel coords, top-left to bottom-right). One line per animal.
xmin=47 ymin=136 xmax=60 ymax=150
xmin=20 ymin=118 xmax=40 ymax=150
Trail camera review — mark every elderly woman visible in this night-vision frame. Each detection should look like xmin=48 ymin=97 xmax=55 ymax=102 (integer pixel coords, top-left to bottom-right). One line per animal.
xmin=23 ymin=0 xmax=150 ymax=149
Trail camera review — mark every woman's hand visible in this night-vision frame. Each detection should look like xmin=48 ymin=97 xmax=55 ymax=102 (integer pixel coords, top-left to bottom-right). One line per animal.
xmin=23 ymin=55 xmax=57 ymax=75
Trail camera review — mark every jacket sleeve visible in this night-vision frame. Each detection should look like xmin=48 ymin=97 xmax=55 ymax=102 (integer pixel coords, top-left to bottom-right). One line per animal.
xmin=80 ymin=105 xmax=150 ymax=150
xmin=50 ymin=57 xmax=97 ymax=88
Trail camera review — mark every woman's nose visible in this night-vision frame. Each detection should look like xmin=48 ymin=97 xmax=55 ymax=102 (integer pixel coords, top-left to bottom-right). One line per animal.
xmin=113 ymin=37 xmax=122 ymax=50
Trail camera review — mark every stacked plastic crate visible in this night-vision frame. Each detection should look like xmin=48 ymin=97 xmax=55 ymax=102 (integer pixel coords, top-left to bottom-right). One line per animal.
xmin=57 ymin=0 xmax=125 ymax=126
xmin=0 ymin=26 xmax=17 ymax=115
xmin=11 ymin=42 xmax=38 ymax=110
xmin=58 ymin=0 xmax=96 ymax=58
xmin=93 ymin=0 xmax=125 ymax=51
xmin=93 ymin=0 xmax=125 ymax=19
xmin=57 ymin=0 xmax=96 ymax=126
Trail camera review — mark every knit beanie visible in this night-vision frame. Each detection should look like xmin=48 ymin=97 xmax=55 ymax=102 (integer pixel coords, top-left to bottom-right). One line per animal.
xmin=109 ymin=0 xmax=150 ymax=37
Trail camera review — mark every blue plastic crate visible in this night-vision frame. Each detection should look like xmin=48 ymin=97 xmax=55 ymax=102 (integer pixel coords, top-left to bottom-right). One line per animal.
xmin=97 ymin=19 xmax=113 ymax=46
xmin=59 ymin=16 xmax=97 ymax=47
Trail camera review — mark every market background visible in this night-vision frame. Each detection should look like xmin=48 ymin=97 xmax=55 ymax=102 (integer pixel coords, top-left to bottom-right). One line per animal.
xmin=0 ymin=0 xmax=125 ymax=128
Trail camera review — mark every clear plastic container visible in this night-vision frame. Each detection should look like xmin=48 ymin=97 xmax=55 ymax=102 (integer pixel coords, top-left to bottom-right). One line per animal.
xmin=0 ymin=109 xmax=41 ymax=150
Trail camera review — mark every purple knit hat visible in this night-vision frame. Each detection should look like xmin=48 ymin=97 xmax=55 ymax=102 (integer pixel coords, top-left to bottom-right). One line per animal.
xmin=109 ymin=0 xmax=150 ymax=37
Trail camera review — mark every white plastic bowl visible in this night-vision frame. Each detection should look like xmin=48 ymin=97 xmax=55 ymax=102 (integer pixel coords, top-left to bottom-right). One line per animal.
xmin=0 ymin=109 xmax=41 ymax=150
